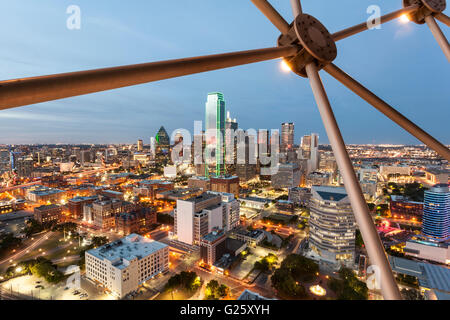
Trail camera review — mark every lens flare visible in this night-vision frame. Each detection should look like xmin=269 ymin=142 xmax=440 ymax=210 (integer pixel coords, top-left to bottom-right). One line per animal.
xmin=400 ymin=14 xmax=410 ymax=23
xmin=281 ymin=59 xmax=292 ymax=72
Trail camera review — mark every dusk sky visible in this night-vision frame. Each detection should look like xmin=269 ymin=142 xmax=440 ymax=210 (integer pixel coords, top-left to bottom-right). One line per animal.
xmin=0 ymin=0 xmax=448 ymax=145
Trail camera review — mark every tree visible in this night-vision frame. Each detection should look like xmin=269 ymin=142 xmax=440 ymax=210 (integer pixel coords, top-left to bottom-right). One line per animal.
xmin=327 ymin=267 xmax=368 ymax=300
xmin=205 ymin=280 xmax=229 ymax=299
xmin=401 ymin=288 xmax=424 ymax=300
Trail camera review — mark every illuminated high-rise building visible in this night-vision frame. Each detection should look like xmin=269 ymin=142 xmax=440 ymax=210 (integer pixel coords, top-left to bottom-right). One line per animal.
xmin=205 ymin=92 xmax=226 ymax=176
xmin=422 ymin=184 xmax=450 ymax=242
xmin=281 ymin=122 xmax=294 ymax=153
xmin=308 ymin=186 xmax=356 ymax=267
xmin=155 ymin=126 xmax=170 ymax=154
xmin=301 ymin=133 xmax=319 ymax=173
xmin=137 ymin=139 xmax=143 ymax=152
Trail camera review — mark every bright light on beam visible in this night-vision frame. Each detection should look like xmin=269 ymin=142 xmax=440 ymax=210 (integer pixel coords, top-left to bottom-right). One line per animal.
xmin=280 ymin=59 xmax=292 ymax=72
xmin=400 ymin=14 xmax=410 ymax=23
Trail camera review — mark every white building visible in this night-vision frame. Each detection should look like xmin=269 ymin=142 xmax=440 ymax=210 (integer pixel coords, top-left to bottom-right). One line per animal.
xmin=307 ymin=186 xmax=356 ymax=268
xmin=85 ymin=234 xmax=169 ymax=298
xmin=174 ymin=192 xmax=239 ymax=245
xmin=404 ymin=240 xmax=450 ymax=265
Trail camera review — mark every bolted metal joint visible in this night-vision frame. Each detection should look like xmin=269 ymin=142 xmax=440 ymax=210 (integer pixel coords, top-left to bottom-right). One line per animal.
xmin=277 ymin=14 xmax=337 ymax=77
xmin=403 ymin=0 xmax=447 ymax=24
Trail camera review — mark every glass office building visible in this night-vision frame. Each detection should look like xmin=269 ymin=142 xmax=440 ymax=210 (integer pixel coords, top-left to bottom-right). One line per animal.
xmin=205 ymin=92 xmax=226 ymax=176
xmin=422 ymin=184 xmax=450 ymax=242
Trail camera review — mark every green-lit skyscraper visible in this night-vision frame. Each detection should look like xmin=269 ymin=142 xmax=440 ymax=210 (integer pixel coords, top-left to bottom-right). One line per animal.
xmin=205 ymin=92 xmax=226 ymax=176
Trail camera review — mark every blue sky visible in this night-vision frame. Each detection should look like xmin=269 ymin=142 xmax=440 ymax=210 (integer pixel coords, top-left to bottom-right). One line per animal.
xmin=0 ymin=0 xmax=448 ymax=145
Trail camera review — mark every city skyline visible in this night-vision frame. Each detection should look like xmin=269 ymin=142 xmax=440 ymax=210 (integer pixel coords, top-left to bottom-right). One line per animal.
xmin=0 ymin=0 xmax=449 ymax=145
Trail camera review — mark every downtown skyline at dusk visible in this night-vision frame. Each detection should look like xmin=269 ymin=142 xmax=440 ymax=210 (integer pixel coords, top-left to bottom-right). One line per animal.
xmin=0 ymin=0 xmax=449 ymax=306
xmin=0 ymin=0 xmax=449 ymax=145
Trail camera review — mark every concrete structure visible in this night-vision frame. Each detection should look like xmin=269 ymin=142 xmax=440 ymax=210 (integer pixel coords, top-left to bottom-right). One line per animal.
xmin=238 ymin=289 xmax=274 ymax=300
xmin=308 ymin=186 xmax=356 ymax=267
xmin=85 ymin=234 xmax=169 ymax=298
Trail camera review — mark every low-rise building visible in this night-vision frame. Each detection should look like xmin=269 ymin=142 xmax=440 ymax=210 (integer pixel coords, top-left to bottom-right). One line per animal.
xmin=85 ymin=234 xmax=169 ymax=299
xmin=115 ymin=208 xmax=157 ymax=236
xmin=390 ymin=195 xmax=424 ymax=221
xmin=404 ymin=239 xmax=450 ymax=265
xmin=288 ymin=187 xmax=311 ymax=207
xmin=34 ymin=204 xmax=62 ymax=224
xmin=230 ymin=228 xmax=265 ymax=247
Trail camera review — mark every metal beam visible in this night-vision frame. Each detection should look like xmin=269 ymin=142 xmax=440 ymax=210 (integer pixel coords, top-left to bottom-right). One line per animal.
xmin=425 ymin=15 xmax=450 ymax=62
xmin=0 ymin=46 xmax=298 ymax=110
xmin=323 ymin=63 xmax=450 ymax=161
xmin=290 ymin=0 xmax=303 ymax=17
xmin=435 ymin=12 xmax=450 ymax=27
xmin=332 ymin=5 xmax=420 ymax=41
xmin=250 ymin=0 xmax=290 ymax=34
xmin=305 ymin=62 xmax=402 ymax=300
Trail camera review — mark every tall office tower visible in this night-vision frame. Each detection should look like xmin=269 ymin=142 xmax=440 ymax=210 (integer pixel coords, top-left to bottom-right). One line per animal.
xmin=225 ymin=111 xmax=238 ymax=165
xmin=236 ymin=132 xmax=257 ymax=182
xmin=225 ymin=111 xmax=238 ymax=131
xmin=137 ymin=139 xmax=144 ymax=152
xmin=257 ymin=129 xmax=271 ymax=179
xmin=205 ymin=93 xmax=226 ymax=176
xmin=422 ymin=184 xmax=450 ymax=242
xmin=150 ymin=137 xmax=156 ymax=157
xmin=281 ymin=122 xmax=295 ymax=153
xmin=301 ymin=133 xmax=319 ymax=173
xmin=155 ymin=126 xmax=170 ymax=154
xmin=308 ymin=186 xmax=356 ymax=267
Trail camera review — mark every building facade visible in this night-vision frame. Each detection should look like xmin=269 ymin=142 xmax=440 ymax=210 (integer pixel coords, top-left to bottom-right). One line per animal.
xmin=85 ymin=234 xmax=169 ymax=298
xmin=422 ymin=184 xmax=449 ymax=242
xmin=308 ymin=186 xmax=356 ymax=267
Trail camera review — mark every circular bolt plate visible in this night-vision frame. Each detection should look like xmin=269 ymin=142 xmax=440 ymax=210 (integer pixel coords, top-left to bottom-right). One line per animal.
xmin=422 ymin=0 xmax=446 ymax=12
xmin=294 ymin=14 xmax=337 ymax=63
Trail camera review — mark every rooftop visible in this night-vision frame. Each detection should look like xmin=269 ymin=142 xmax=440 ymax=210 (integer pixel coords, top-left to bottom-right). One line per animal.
xmin=185 ymin=192 xmax=220 ymax=204
xmin=87 ymin=234 xmax=167 ymax=270
xmin=312 ymin=185 xmax=348 ymax=202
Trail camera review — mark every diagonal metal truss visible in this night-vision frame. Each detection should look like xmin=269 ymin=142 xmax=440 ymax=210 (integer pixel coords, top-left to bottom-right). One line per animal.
xmin=0 ymin=0 xmax=449 ymax=300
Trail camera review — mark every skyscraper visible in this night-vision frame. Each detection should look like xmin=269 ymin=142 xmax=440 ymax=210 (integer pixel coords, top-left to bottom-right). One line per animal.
xmin=301 ymin=133 xmax=319 ymax=173
xmin=155 ymin=126 xmax=170 ymax=154
xmin=422 ymin=184 xmax=450 ymax=242
xmin=281 ymin=123 xmax=294 ymax=153
xmin=205 ymin=93 xmax=226 ymax=176
xmin=308 ymin=186 xmax=356 ymax=267
xmin=137 ymin=139 xmax=143 ymax=152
